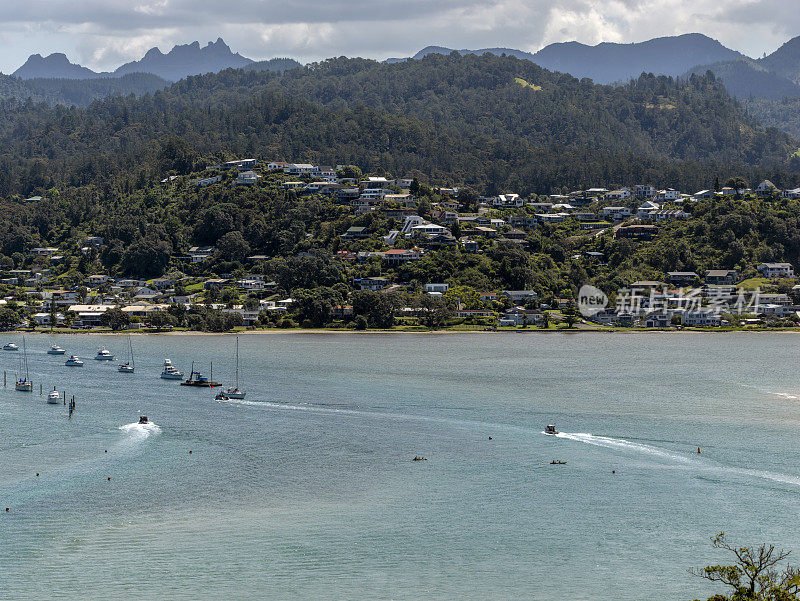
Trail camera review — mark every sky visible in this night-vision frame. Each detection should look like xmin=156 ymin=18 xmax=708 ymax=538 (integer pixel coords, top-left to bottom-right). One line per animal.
xmin=0 ymin=0 xmax=798 ymax=73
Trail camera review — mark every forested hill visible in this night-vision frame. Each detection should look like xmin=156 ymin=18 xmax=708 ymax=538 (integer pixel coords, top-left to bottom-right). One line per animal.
xmin=0 ymin=53 xmax=798 ymax=198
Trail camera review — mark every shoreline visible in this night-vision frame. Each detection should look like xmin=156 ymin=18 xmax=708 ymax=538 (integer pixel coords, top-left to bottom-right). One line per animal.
xmin=7 ymin=327 xmax=800 ymax=336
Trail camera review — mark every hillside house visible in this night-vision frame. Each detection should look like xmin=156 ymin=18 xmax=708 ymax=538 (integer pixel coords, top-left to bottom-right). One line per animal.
xmin=757 ymin=263 xmax=795 ymax=278
xmin=602 ymin=206 xmax=632 ymax=220
xmin=705 ymin=269 xmax=738 ymax=285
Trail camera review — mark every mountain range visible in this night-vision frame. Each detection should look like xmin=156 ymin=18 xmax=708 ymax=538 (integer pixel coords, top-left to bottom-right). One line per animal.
xmin=409 ymin=34 xmax=742 ymax=84
xmin=12 ymin=38 xmax=299 ymax=82
xmin=6 ymin=32 xmax=800 ymax=138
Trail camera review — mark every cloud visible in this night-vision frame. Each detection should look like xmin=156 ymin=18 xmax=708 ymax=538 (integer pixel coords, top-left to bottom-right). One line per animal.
xmin=0 ymin=0 xmax=796 ymax=73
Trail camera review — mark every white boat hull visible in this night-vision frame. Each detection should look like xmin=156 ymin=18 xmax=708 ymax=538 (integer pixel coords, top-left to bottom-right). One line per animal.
xmin=225 ymin=391 xmax=246 ymax=399
xmin=161 ymin=373 xmax=183 ymax=379
xmin=47 ymin=350 xmax=66 ymax=355
xmin=47 ymin=396 xmax=61 ymax=404
xmin=15 ymin=384 xmax=32 ymax=392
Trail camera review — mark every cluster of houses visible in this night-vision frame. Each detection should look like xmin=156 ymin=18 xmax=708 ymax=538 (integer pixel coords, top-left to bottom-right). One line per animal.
xmin=11 ymin=159 xmax=800 ymax=330
xmin=589 ymin=264 xmax=800 ymax=328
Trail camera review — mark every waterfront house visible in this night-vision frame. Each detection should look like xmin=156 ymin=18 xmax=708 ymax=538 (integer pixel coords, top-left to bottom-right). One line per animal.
xmin=681 ymin=310 xmax=722 ymax=327
xmin=637 ymin=201 xmax=660 ymax=219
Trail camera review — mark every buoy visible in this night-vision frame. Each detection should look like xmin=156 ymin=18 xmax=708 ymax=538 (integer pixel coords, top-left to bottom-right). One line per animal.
xmin=612 ymin=470 xmax=616 ymax=474
xmin=488 ymin=436 xmax=493 ymax=440
xmin=697 ymin=447 xmax=702 ymax=454
xmin=107 ymin=476 xmax=111 ymax=481
xmin=35 ymin=473 xmax=39 ymax=477
xmin=104 ymin=450 xmax=107 ymax=453
xmin=189 ymin=450 xmax=192 ymax=454
xmin=5 ymin=507 xmax=9 ymax=512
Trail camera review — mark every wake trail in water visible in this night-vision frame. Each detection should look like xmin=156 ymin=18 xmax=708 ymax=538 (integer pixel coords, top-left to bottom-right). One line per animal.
xmin=554 ymin=432 xmax=694 ymax=463
xmin=554 ymin=431 xmax=800 ymax=490
xmin=118 ymin=421 xmax=161 ymax=441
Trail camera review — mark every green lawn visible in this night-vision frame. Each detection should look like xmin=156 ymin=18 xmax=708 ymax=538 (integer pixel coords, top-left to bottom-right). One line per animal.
xmin=737 ymin=277 xmax=772 ymax=290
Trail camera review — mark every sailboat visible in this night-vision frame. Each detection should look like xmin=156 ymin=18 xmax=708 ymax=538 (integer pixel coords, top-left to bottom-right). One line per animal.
xmin=219 ymin=336 xmax=246 ymax=399
xmin=118 ymin=335 xmax=135 ymax=373
xmin=15 ymin=336 xmax=32 ymax=392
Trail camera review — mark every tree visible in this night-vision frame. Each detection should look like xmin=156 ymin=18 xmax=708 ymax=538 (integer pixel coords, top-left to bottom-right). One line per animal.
xmin=216 ymin=230 xmax=251 ymax=262
xmin=100 ymin=307 xmax=130 ymax=331
xmin=0 ymin=306 xmax=21 ymax=330
xmin=294 ymin=287 xmax=343 ymax=327
xmin=419 ymin=294 xmax=452 ymax=329
xmin=352 ymin=290 xmax=398 ymax=328
xmin=691 ymin=533 xmax=800 ymax=601
xmin=148 ymin=310 xmax=176 ymax=331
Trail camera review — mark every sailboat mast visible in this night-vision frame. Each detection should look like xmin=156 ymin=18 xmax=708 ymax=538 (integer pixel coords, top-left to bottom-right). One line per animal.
xmin=235 ymin=336 xmax=239 ymax=389
xmin=23 ymin=336 xmax=28 ymax=380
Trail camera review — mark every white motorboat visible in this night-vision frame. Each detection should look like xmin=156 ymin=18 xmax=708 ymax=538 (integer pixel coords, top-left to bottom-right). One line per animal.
xmin=95 ymin=348 xmax=114 ymax=360
xmin=160 ymin=359 xmax=184 ymax=380
xmin=544 ymin=424 xmax=559 ymax=435
xmin=15 ymin=337 xmax=32 ymax=392
xmin=3 ymin=342 xmax=19 ymax=351
xmin=65 ymin=355 xmax=84 ymax=367
xmin=47 ymin=389 xmax=61 ymax=404
xmin=118 ymin=336 xmax=135 ymax=373
xmin=221 ymin=336 xmax=246 ymax=399
xmin=47 ymin=345 xmax=67 ymax=355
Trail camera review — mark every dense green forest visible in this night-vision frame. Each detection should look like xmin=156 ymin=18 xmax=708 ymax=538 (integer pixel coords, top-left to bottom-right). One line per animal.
xmin=0 ymin=53 xmax=798 ymax=200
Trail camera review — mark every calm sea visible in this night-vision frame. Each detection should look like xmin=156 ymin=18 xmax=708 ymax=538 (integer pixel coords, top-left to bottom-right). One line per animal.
xmin=2 ymin=332 xmax=800 ymax=600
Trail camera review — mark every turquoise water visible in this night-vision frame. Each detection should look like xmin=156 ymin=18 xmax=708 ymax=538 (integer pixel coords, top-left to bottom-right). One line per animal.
xmin=2 ymin=332 xmax=800 ymax=600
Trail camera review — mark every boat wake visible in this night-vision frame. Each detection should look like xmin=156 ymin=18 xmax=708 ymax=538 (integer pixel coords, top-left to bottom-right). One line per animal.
xmin=216 ymin=397 xmax=367 ymax=416
xmin=552 ymin=431 xmax=800 ymax=489
xmin=118 ymin=421 xmax=161 ymax=441
xmin=553 ymin=432 xmax=693 ymax=463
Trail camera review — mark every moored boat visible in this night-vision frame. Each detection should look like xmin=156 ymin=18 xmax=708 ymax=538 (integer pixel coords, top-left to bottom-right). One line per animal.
xmin=118 ymin=336 xmax=135 ymax=373
xmin=15 ymin=337 xmax=32 ymax=392
xmin=95 ymin=348 xmax=114 ymax=360
xmin=47 ymin=389 xmax=61 ymax=404
xmin=3 ymin=342 xmax=19 ymax=351
xmin=65 ymin=355 xmax=84 ymax=367
xmin=47 ymin=345 xmax=67 ymax=355
xmin=180 ymin=362 xmax=220 ymax=387
xmin=160 ymin=359 xmax=184 ymax=380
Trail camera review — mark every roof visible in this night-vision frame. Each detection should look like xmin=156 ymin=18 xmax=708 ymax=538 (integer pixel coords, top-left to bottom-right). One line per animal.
xmin=705 ymin=269 xmax=737 ymax=276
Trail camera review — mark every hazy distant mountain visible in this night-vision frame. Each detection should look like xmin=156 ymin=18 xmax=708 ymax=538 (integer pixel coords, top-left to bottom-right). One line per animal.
xmin=408 ymin=34 xmax=741 ymax=83
xmin=13 ymin=53 xmax=99 ymax=80
xmin=113 ymin=38 xmax=253 ymax=81
xmin=759 ymin=35 xmax=800 ymax=84
xmin=684 ymin=58 xmax=800 ymax=100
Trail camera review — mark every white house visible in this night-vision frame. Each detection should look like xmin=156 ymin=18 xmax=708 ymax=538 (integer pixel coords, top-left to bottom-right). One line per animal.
xmin=235 ymin=171 xmax=259 ymax=185
xmin=637 ymin=201 xmax=660 ymax=219
xmin=602 ymin=206 xmax=632 ymax=220
xmin=681 ymin=311 xmax=722 ymax=327
xmin=493 ymin=193 xmax=523 ymax=208
xmin=605 ymin=189 xmax=631 ymax=200
xmin=756 ymin=180 xmax=779 ymax=196
xmin=424 ymin=283 xmax=449 ymax=294
xmin=284 ymin=163 xmax=316 ymax=175
xmin=757 ymin=262 xmax=795 ymax=278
